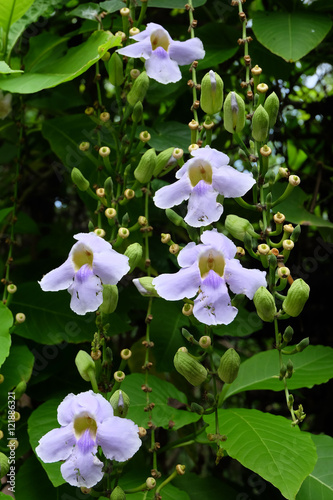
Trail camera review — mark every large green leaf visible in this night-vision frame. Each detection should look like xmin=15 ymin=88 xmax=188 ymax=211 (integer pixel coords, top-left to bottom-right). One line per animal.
xmin=121 ymin=373 xmax=201 ymax=430
xmin=297 ymin=434 xmax=333 ymax=499
xmin=0 ymin=0 xmax=35 ymax=34
xmin=0 ymin=345 xmax=34 ymax=405
xmin=0 ymin=61 xmax=22 ymax=74
xmin=123 ymin=484 xmax=191 ymax=500
xmin=204 ymin=408 xmax=317 ymax=500
xmin=0 ymin=302 xmax=13 ymax=367
xmin=195 ymin=23 xmax=239 ymax=70
xmin=221 ymin=345 xmax=333 ymax=401
xmin=0 ymin=31 xmax=120 ymax=94
xmin=252 ymin=12 xmax=333 ymax=62
xmin=137 ymin=121 xmax=191 ymax=151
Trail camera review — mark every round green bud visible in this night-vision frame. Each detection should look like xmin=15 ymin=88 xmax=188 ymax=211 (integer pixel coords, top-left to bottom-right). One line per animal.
xmin=133 ymin=277 xmax=159 ymax=297
xmin=99 ymin=284 xmax=119 ymax=315
xmin=225 ymin=214 xmax=256 ymax=242
xmin=223 ymin=91 xmax=245 ymax=134
xmin=127 ymin=71 xmax=149 ymax=107
xmin=253 ymin=286 xmax=277 ymax=322
xmin=0 ymin=452 xmax=9 ymax=478
xmin=200 ymin=70 xmax=224 ymax=115
xmin=75 ymin=350 xmax=96 ymax=382
xmin=252 ymin=104 xmax=269 ymax=142
xmin=282 ymin=279 xmax=310 ymax=317
xmin=217 ymin=348 xmax=241 ymax=384
xmin=124 ymin=243 xmax=143 ymax=273
xmin=153 ymin=147 xmax=175 ymax=177
xmin=174 ymin=349 xmax=208 ymax=387
xmin=264 ymin=91 xmax=279 ymax=128
xmin=71 ymin=167 xmax=90 ymax=191
xmin=108 ymin=53 xmax=124 ymax=87
xmin=131 ymin=101 xmax=143 ymax=123
xmin=109 ymin=390 xmax=130 ymax=417
xmin=134 ymin=148 xmax=156 ymax=184
xmin=283 ymin=326 xmax=294 ymax=343
xmin=110 ymin=485 xmax=126 ymax=500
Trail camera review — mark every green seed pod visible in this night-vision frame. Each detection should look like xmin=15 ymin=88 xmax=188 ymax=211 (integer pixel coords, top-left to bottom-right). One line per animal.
xmin=252 ymin=104 xmax=269 ymax=142
xmin=253 ymin=286 xmax=276 ymax=322
xmin=282 ymin=279 xmax=310 ymax=317
xmin=75 ymin=350 xmax=96 ymax=382
xmin=225 ymin=214 xmax=256 ymax=242
xmin=71 ymin=167 xmax=90 ymax=191
xmin=218 ymin=348 xmax=241 ymax=384
xmin=99 ymin=284 xmax=119 ymax=314
xmin=134 ymin=148 xmax=156 ymax=184
xmin=127 ymin=71 xmax=149 ymax=107
xmin=174 ymin=348 xmax=208 ymax=386
xmin=264 ymin=91 xmax=279 ymax=128
xmin=110 ymin=390 xmax=130 ymax=418
xmin=0 ymin=452 xmax=9 ymax=478
xmin=110 ymin=486 xmax=126 ymax=500
xmin=133 ymin=277 xmax=159 ymax=297
xmin=223 ymin=91 xmax=245 ymax=134
xmin=153 ymin=147 xmax=175 ymax=176
xmin=104 ymin=177 xmax=114 ymax=199
xmin=108 ymin=53 xmax=124 ymax=86
xmin=131 ymin=101 xmax=143 ymax=123
xmin=200 ymin=70 xmax=224 ymax=115
xmin=166 ymin=208 xmax=186 ymax=228
xmin=124 ymin=243 xmax=143 ymax=272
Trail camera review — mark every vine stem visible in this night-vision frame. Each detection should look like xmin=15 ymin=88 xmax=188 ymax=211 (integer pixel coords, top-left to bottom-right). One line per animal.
xmin=188 ymin=0 xmax=199 ymax=137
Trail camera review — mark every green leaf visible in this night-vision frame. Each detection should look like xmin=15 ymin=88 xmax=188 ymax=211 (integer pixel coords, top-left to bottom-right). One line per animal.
xmin=137 ymin=121 xmax=190 ymax=151
xmin=173 ymin=472 xmax=239 ymax=500
xmin=68 ymin=3 xmax=101 ymax=19
xmin=0 ymin=493 xmax=14 ymax=499
xmin=0 ymin=61 xmax=22 ymax=74
xmin=252 ymin=12 xmax=333 ymax=62
xmin=287 ymin=140 xmax=308 ymax=170
xmin=99 ymin=0 xmax=205 ymax=10
xmin=204 ymin=408 xmax=317 ymax=500
xmin=0 ymin=0 xmax=35 ymax=34
xmin=120 ymin=373 xmax=201 ymax=430
xmin=0 ymin=345 xmax=34 ymax=404
xmin=123 ymin=484 xmax=191 ymax=500
xmin=213 ymin=306 xmax=263 ymax=337
xmin=195 ymin=23 xmax=239 ymax=69
xmin=0 ymin=31 xmax=120 ymax=94
xmin=221 ymin=345 xmax=333 ymax=401
xmin=297 ymin=434 xmax=333 ymax=499
xmin=0 ymin=302 xmax=13 ymax=368
xmin=15 ymin=454 xmax=58 ymax=500
xmin=0 ymin=207 xmax=13 ymax=224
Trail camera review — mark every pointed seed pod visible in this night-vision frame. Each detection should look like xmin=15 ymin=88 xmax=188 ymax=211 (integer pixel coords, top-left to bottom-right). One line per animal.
xmin=200 ymin=70 xmax=224 ymax=115
xmin=218 ymin=348 xmax=241 ymax=384
xmin=108 ymin=53 xmax=124 ymax=86
xmin=134 ymin=148 xmax=157 ymax=183
xmin=110 ymin=485 xmax=126 ymax=500
xmin=225 ymin=214 xmax=256 ymax=242
xmin=223 ymin=91 xmax=245 ymax=134
xmin=127 ymin=71 xmax=149 ymax=106
xmin=153 ymin=147 xmax=175 ymax=176
xmin=125 ymin=243 xmax=143 ymax=272
xmin=174 ymin=348 xmax=208 ymax=386
xmin=282 ymin=279 xmax=310 ymax=317
xmin=131 ymin=101 xmax=143 ymax=123
xmin=252 ymin=104 xmax=269 ymax=142
xmin=253 ymin=286 xmax=276 ymax=322
xmin=264 ymin=91 xmax=279 ymax=127
xmin=99 ymin=284 xmax=119 ymax=314
xmin=71 ymin=168 xmax=90 ymax=191
xmin=75 ymin=350 xmax=96 ymax=382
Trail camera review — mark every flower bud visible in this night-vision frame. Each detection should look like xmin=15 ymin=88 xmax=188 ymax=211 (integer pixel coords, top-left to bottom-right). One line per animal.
xmin=252 ymin=105 xmax=269 ymax=142
xmin=138 ymin=427 xmax=147 ymax=437
xmin=182 ymin=303 xmax=193 ymax=316
xmin=133 ymin=277 xmax=159 ymax=297
xmin=282 ymin=279 xmax=310 ymax=317
xmin=173 ymin=148 xmax=183 ymax=160
xmin=108 ymin=53 xmax=124 ymax=86
xmin=94 ymin=228 xmax=105 ymax=238
xmin=7 ymin=283 xmax=17 ymax=294
xmin=296 ymin=337 xmax=309 ymax=352
xmin=129 ymin=27 xmax=140 ymax=36
xmin=199 ymin=336 xmax=211 ymax=348
xmin=127 ymin=71 xmax=149 ymax=106
xmin=99 ymin=284 xmax=119 ymax=314
xmin=99 ymin=146 xmax=110 ymax=158
xmin=277 ymin=266 xmax=290 ymax=279
xmin=131 ymin=101 xmax=143 ymax=123
xmin=75 ymin=350 xmax=96 ymax=382
xmin=223 ymin=91 xmax=245 ymax=134
xmin=100 ymin=111 xmax=110 ymax=122
xmin=139 ymin=131 xmax=151 ymax=143
xmin=264 ymin=91 xmax=279 ymax=127
xmin=283 ymin=239 xmax=294 ymax=251
xmin=134 ymin=148 xmax=157 ymax=184
xmin=105 ymin=208 xmax=117 ymax=219
xmin=118 ymin=227 xmax=129 ymax=239
xmin=79 ymin=141 xmax=90 ymax=151
xmin=153 ymin=147 xmax=175 ymax=176
xmin=174 ymin=348 xmax=208 ymax=386
xmin=0 ymin=452 xmax=9 ymax=478
xmin=200 ymin=70 xmax=224 ymax=115
xmin=110 ymin=390 xmax=130 ymax=417
xmin=176 ymin=464 xmax=186 ymax=475
xmin=146 ymin=477 xmax=156 ymax=490
xmin=114 ymin=371 xmax=125 ymax=383
xmin=130 ymin=68 xmax=140 ymax=79
xmin=283 ymin=326 xmax=294 ymax=343
xmin=290 ymin=224 xmax=301 ymax=243
xmin=110 ymin=485 xmax=126 ymax=500
xmin=124 ymin=243 xmax=143 ymax=272
xmin=225 ymin=214 xmax=256 ymax=242
xmin=71 ymin=167 xmax=90 ymax=191
xmin=217 ymin=348 xmax=241 ymax=384
xmin=14 ymin=380 xmax=26 ymax=399
xmin=120 ymin=348 xmax=132 ymax=360
xmin=289 ymin=175 xmax=301 ymax=187
xmin=253 ymin=287 xmax=276 ymax=322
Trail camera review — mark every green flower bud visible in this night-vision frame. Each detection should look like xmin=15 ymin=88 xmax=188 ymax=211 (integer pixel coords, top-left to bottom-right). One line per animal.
xmin=217 ymin=348 xmax=241 ymax=384
xmin=283 ymin=326 xmax=294 ymax=343
xmin=296 ymin=337 xmax=309 ymax=352
xmin=225 ymin=214 xmax=256 ymax=242
xmin=223 ymin=91 xmax=245 ymax=134
xmin=108 ymin=53 xmax=124 ymax=86
xmin=153 ymin=147 xmax=175 ymax=176
xmin=134 ymin=148 xmax=156 ymax=184
xmin=127 ymin=71 xmax=149 ymax=107
xmin=290 ymin=224 xmax=301 ymax=243
xmin=71 ymin=167 xmax=90 ymax=191
xmin=110 ymin=390 xmax=130 ymax=418
xmin=253 ymin=286 xmax=276 ymax=322
xmin=131 ymin=101 xmax=143 ymax=123
xmin=166 ymin=208 xmax=185 ymax=228
xmin=200 ymin=70 xmax=224 ymax=115
xmin=110 ymin=485 xmax=126 ymax=500
xmin=14 ymin=380 xmax=27 ymax=399
xmin=282 ymin=279 xmax=310 ymax=317
xmin=104 ymin=177 xmax=114 ymax=198
xmin=99 ymin=284 xmax=119 ymax=314
xmin=174 ymin=348 xmax=208 ymax=386
xmin=133 ymin=277 xmax=159 ymax=297
xmin=190 ymin=402 xmax=204 ymax=414
xmin=0 ymin=452 xmax=9 ymax=478
xmin=124 ymin=243 xmax=143 ymax=272
xmin=75 ymin=350 xmax=96 ymax=382
xmin=264 ymin=91 xmax=279 ymax=128
xmin=252 ymin=104 xmax=269 ymax=142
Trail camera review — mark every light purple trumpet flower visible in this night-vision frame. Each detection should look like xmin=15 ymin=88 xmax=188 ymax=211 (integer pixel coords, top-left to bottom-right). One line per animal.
xmin=35 ymin=391 xmax=141 ymax=488
xmin=153 ymin=146 xmax=256 ymax=228
xmin=117 ymin=22 xmax=205 ymax=84
xmin=152 ymin=229 xmax=267 ymax=326
xmin=39 ymin=232 xmax=129 ymax=315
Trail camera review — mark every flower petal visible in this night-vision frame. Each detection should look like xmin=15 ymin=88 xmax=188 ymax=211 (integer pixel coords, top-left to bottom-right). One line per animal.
xmin=212 ymin=165 xmax=255 ymax=198
xmin=145 ymin=47 xmax=181 ymax=84
xmin=35 ymin=425 xmax=75 ymax=463
xmin=117 ymin=37 xmax=152 ymax=60
xmin=193 ymin=270 xmax=238 ymax=325
xmin=177 ymin=241 xmax=202 ymax=268
xmin=169 ymin=38 xmax=205 ymax=65
xmin=153 ymin=263 xmax=201 ymax=301
xmin=131 ymin=22 xmax=169 ymax=42
xmin=68 ymin=265 xmax=103 ymax=315
xmin=97 ymin=416 xmax=141 ymax=462
xmin=225 ymin=259 xmax=267 ymax=299
xmin=191 ymin=146 xmax=229 ymax=168
xmin=73 ymin=232 xmax=112 ymax=253
xmin=184 ymin=181 xmax=223 ymax=227
xmin=60 ymin=445 xmax=103 ymax=488
xmin=57 ymin=391 xmax=113 ymax=426
xmin=39 ymin=257 xmax=74 ymax=291
xmin=93 ymin=250 xmax=129 ymax=285
xmin=153 ymin=174 xmax=192 ymax=209
xmin=200 ymin=229 xmax=237 ymax=260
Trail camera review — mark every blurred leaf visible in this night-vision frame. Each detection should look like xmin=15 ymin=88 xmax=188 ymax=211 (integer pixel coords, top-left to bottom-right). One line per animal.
xmin=15 ymin=454 xmax=58 ymax=500
xmin=137 ymin=121 xmax=190 ymax=151
xmin=146 ymin=0 xmax=206 ymax=6
xmin=0 ymin=0 xmax=35 ymax=34
xmin=0 ymin=61 xmax=23 ymax=74
xmin=0 ymin=207 xmax=13 ymax=224
xmin=173 ymin=472 xmax=239 ymax=499
xmin=123 ymin=484 xmax=191 ymax=500
xmin=99 ymin=0 xmax=126 ymax=13
xmin=213 ymin=306 xmax=263 ymax=337
xmin=195 ymin=23 xmax=239 ymax=69
xmin=287 ymin=140 xmax=308 ymax=170
xmin=204 ymin=409 xmax=317 ymax=500
xmin=68 ymin=3 xmax=101 ymax=19
xmin=14 ymin=211 xmax=40 ymax=234
xmin=252 ymin=12 xmax=333 ymax=62
xmin=0 ymin=302 xmax=13 ymax=367
xmin=0 ymin=345 xmax=34 ymax=404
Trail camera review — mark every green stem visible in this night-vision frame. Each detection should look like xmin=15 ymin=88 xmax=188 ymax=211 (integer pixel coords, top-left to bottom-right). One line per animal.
xmin=136 ymin=0 xmax=148 ymax=27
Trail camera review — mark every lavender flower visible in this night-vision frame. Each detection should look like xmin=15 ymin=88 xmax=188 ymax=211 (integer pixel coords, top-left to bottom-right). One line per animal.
xmin=153 ymin=229 xmax=267 ymax=326
xmin=35 ymin=391 xmax=141 ymax=488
